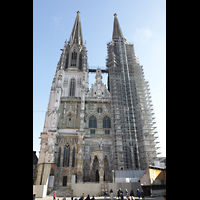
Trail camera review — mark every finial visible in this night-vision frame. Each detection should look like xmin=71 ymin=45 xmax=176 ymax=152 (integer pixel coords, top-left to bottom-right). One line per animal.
xmin=114 ymin=13 xmax=117 ymax=17
xmin=77 ymin=10 xmax=80 ymax=14
xmin=64 ymin=39 xmax=67 ymax=46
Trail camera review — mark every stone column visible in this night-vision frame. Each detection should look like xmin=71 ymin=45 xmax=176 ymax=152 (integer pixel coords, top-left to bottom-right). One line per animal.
xmin=76 ymin=133 xmax=84 ymax=183
xmin=69 ymin=145 xmax=73 ymax=167
xmin=60 ymin=146 xmax=64 ymax=167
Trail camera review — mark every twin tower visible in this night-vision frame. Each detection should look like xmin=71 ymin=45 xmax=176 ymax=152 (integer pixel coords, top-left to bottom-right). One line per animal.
xmin=35 ymin=11 xmax=160 ymax=188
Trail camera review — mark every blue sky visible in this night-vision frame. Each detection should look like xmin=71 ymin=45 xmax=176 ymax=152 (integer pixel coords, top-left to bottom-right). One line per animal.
xmin=33 ymin=0 xmax=166 ymax=157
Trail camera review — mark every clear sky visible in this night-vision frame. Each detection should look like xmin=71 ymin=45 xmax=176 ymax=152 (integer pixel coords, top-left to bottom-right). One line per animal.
xmin=33 ymin=0 xmax=166 ymax=158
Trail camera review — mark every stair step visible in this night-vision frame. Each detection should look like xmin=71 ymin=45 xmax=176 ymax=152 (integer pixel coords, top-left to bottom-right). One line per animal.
xmin=49 ymin=187 xmax=73 ymax=197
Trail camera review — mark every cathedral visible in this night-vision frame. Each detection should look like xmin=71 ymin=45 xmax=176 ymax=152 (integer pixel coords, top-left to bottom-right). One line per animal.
xmin=35 ymin=11 xmax=160 ymax=188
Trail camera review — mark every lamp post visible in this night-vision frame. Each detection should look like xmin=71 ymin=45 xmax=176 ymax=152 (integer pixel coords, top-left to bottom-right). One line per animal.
xmin=112 ymin=170 xmax=115 ymax=183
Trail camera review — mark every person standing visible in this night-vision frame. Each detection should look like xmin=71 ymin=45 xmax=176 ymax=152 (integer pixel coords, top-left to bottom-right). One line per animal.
xmin=117 ymin=189 xmax=120 ymax=200
xmin=53 ymin=191 xmax=56 ymax=200
xmin=91 ymin=196 xmax=95 ymax=200
xmin=120 ymin=191 xmax=124 ymax=200
xmin=85 ymin=194 xmax=90 ymax=200
xmin=110 ymin=188 xmax=113 ymax=200
xmin=125 ymin=189 xmax=128 ymax=199
xmin=130 ymin=190 xmax=134 ymax=197
xmin=137 ymin=189 xmax=140 ymax=199
xmin=141 ymin=190 xmax=144 ymax=200
xmin=104 ymin=189 xmax=108 ymax=199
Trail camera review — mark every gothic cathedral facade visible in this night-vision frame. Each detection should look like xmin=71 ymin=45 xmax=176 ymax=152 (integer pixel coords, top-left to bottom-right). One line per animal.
xmin=35 ymin=11 xmax=160 ymax=187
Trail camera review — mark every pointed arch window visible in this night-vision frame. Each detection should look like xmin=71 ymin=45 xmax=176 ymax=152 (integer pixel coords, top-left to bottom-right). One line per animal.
xmin=89 ymin=115 xmax=97 ymax=128
xmin=103 ymin=116 xmax=111 ymax=134
xmin=63 ymin=144 xmax=70 ymax=167
xmin=79 ymin=53 xmax=82 ymax=70
xmin=69 ymin=78 xmax=76 ymax=97
xmin=89 ymin=115 xmax=97 ymax=134
xmin=103 ymin=116 xmax=111 ymax=128
xmin=57 ymin=147 xmax=61 ymax=167
xmin=71 ymin=51 xmax=77 ymax=66
xmin=72 ymin=147 xmax=76 ymax=167
xmin=65 ymin=53 xmax=69 ymax=69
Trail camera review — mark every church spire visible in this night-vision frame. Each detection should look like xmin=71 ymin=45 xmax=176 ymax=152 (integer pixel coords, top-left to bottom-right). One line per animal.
xmin=112 ymin=13 xmax=124 ymax=39
xmin=69 ymin=11 xmax=83 ymax=45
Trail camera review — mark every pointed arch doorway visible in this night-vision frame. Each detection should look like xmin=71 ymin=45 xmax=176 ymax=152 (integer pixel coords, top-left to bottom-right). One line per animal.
xmin=91 ymin=156 xmax=100 ymax=182
xmin=96 ymin=169 xmax=99 ymax=182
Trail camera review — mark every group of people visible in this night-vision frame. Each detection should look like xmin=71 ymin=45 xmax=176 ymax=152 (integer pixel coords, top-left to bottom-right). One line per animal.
xmin=80 ymin=193 xmax=95 ymax=200
xmin=52 ymin=192 xmax=96 ymax=200
xmin=116 ymin=188 xmax=144 ymax=200
xmin=51 ymin=188 xmax=144 ymax=200
xmin=103 ymin=188 xmax=144 ymax=200
xmin=52 ymin=191 xmax=67 ymax=200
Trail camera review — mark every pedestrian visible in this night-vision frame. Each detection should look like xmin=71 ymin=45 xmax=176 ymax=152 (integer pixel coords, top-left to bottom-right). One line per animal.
xmin=141 ymin=190 xmax=144 ymax=200
xmin=110 ymin=188 xmax=113 ymax=194
xmin=130 ymin=190 xmax=135 ymax=200
xmin=117 ymin=188 xmax=120 ymax=200
xmin=130 ymin=190 xmax=134 ymax=197
xmin=82 ymin=193 xmax=84 ymax=200
xmin=110 ymin=188 xmax=113 ymax=200
xmin=104 ymin=189 xmax=107 ymax=199
xmin=63 ymin=196 xmax=66 ymax=200
xmin=86 ymin=194 xmax=90 ymax=200
xmin=137 ymin=189 xmax=140 ymax=199
xmin=91 ymin=196 xmax=95 ymax=200
xmin=120 ymin=189 xmax=123 ymax=197
xmin=71 ymin=197 xmax=74 ymax=200
xmin=53 ymin=191 xmax=56 ymax=200
xmin=120 ymin=191 xmax=124 ymax=200
xmin=125 ymin=189 xmax=128 ymax=199
xmin=33 ymin=193 xmax=36 ymax=200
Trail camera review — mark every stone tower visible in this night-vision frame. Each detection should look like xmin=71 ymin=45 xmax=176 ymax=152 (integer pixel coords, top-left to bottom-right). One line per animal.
xmin=106 ymin=13 xmax=159 ymax=170
xmin=35 ymin=11 xmax=88 ymax=186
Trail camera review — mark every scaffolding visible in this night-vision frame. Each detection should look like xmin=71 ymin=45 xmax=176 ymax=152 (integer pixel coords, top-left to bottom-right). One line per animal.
xmin=106 ymin=38 xmax=160 ymax=170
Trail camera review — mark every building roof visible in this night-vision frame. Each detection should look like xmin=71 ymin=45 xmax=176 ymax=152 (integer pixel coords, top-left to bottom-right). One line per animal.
xmin=69 ymin=11 xmax=83 ymax=45
xmin=112 ymin=13 xmax=124 ymax=39
xmin=139 ymin=165 xmax=166 ymax=183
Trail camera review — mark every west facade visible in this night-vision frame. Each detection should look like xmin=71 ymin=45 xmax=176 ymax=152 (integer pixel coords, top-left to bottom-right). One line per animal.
xmin=35 ymin=11 xmax=160 ymax=188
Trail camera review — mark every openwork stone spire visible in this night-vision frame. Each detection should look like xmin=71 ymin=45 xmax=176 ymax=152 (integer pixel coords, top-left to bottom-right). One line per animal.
xmin=112 ymin=13 xmax=124 ymax=39
xmin=69 ymin=11 xmax=83 ymax=45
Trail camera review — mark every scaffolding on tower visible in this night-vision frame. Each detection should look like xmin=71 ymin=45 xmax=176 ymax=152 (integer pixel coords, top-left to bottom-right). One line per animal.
xmin=106 ymin=37 xmax=161 ymax=171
